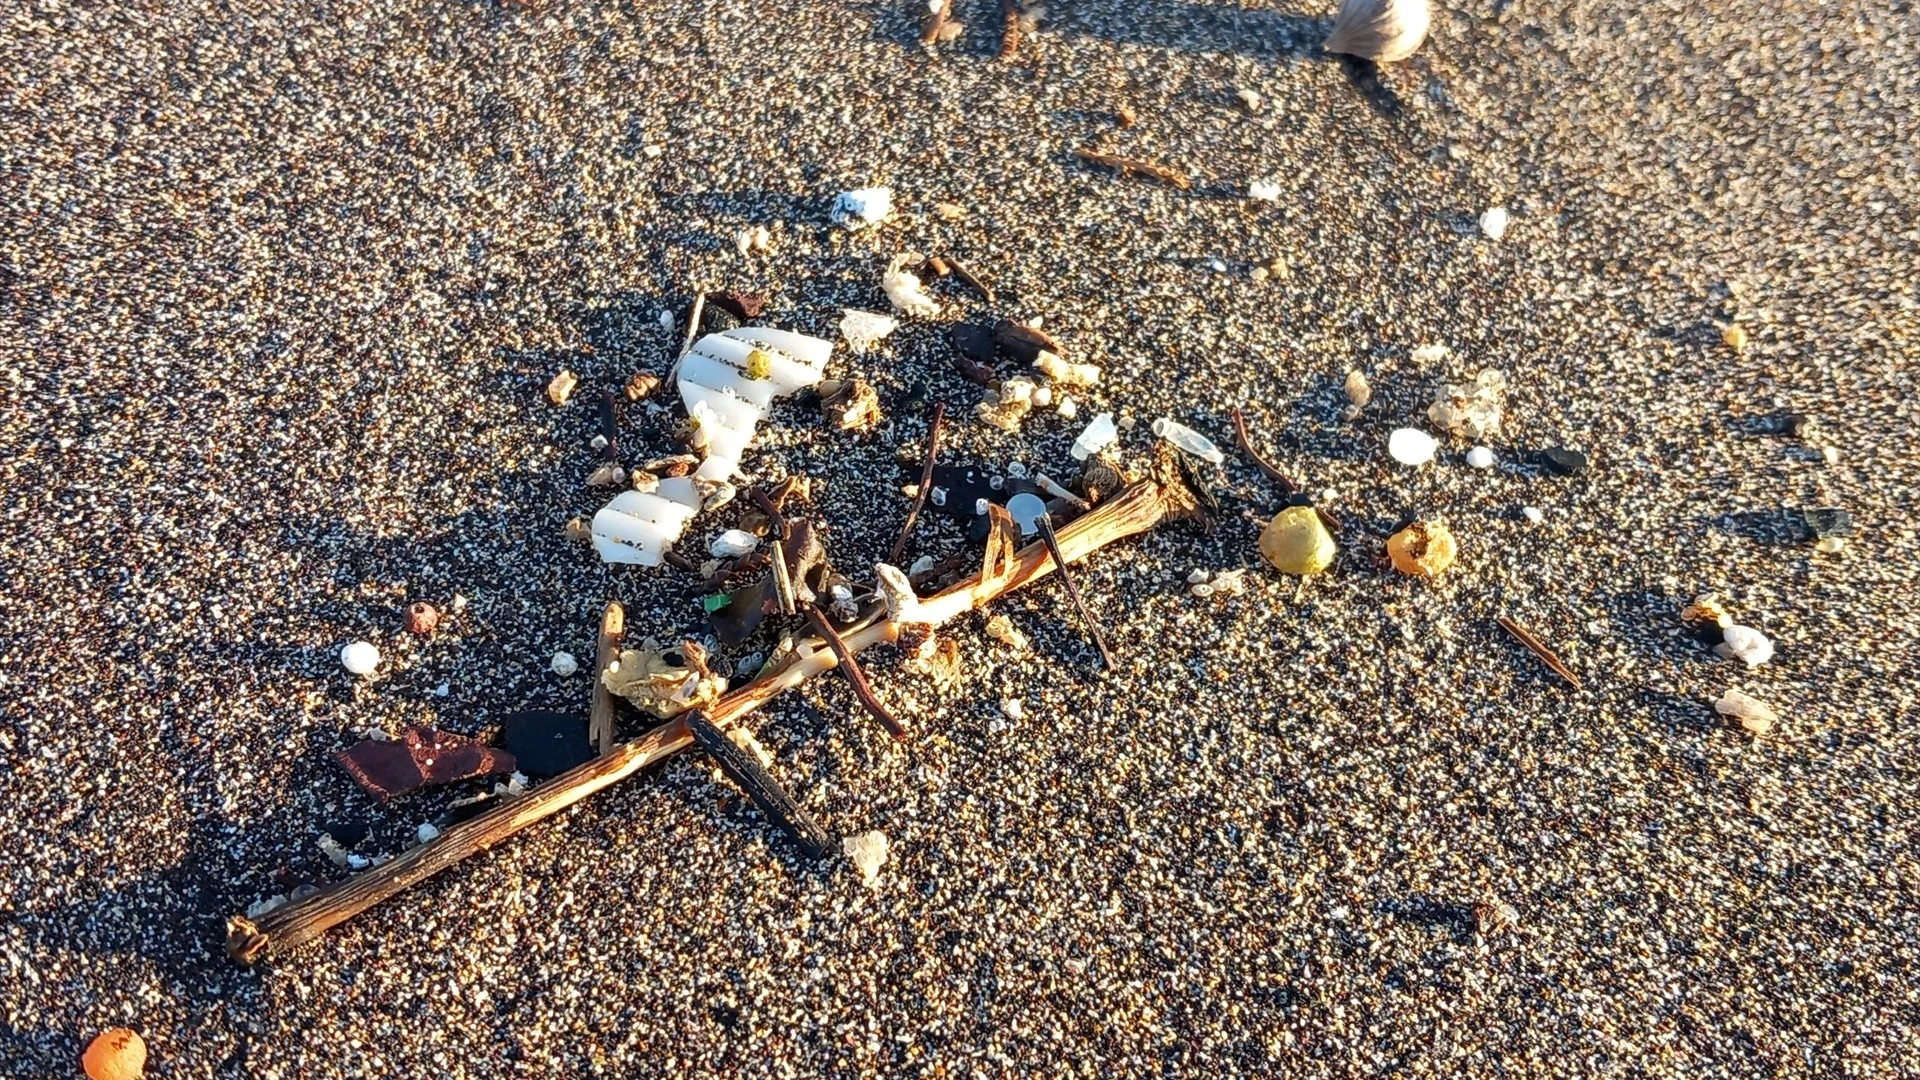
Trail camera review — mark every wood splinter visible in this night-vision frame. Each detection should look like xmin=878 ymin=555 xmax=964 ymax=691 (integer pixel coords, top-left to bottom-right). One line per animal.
xmin=1230 ymin=407 xmax=1301 ymax=493
xmin=685 ymin=710 xmax=829 ymax=858
xmin=589 ymin=602 xmax=624 ymax=756
xmin=806 ymin=606 xmax=906 ymax=739
xmin=224 ymin=471 xmax=1206 ymax=965
xmin=1073 ymin=147 xmax=1193 ymax=190
xmin=1033 ymin=509 xmax=1116 ymax=671
xmin=1495 ymin=614 xmax=1584 ymax=690
xmin=887 ymin=403 xmax=947 ymax=566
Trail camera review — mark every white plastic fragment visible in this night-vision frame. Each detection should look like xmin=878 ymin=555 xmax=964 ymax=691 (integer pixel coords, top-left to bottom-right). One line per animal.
xmin=1000 ymin=697 xmax=1025 ymax=721
xmin=710 ymin=529 xmax=759 ymax=558
xmin=843 ymin=830 xmax=890 ymax=886
xmin=1479 ymin=206 xmax=1510 ymax=241
xmin=1522 ymin=506 xmax=1545 ymax=524
xmin=1715 ymin=625 xmax=1775 ymax=668
xmin=318 ymin=834 xmax=350 ymax=868
xmin=881 ymin=256 xmax=940 ymax=317
xmin=1715 ymin=688 xmax=1779 ymax=735
xmin=416 ymin=823 xmax=441 ymax=844
xmin=591 ymin=477 xmax=706 ymax=566
xmin=1151 ymin=417 xmax=1226 ymax=464
xmin=831 ymin=187 xmax=892 ymax=229
xmin=1070 ymin=413 xmax=1118 ymax=460
xmin=728 ymin=728 xmax=775 ymax=770
xmin=1388 ymin=427 xmax=1438 ymax=466
xmin=839 ymin=309 xmax=898 ymax=354
xmin=1466 ymin=446 xmax=1495 ymax=469
xmin=1410 ymin=343 xmax=1451 ymax=365
xmin=551 ymin=651 xmax=579 ymax=676
xmin=675 ymin=326 xmax=830 ymax=482
xmin=341 ymin=641 xmax=380 ymax=676
xmin=1249 ymin=180 xmax=1282 ymax=202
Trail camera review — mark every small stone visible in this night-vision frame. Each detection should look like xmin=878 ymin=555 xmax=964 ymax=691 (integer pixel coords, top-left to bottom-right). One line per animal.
xmin=1820 ymin=445 xmax=1842 ymax=465
xmin=564 ymin=516 xmax=592 ymax=543
xmin=1723 ymin=324 xmax=1748 ymax=350
xmin=340 ymin=641 xmax=380 ymax=676
xmin=1056 ymin=395 xmax=1079 ymax=419
xmin=1388 ymin=428 xmax=1437 ymax=466
xmin=1386 ymin=520 xmax=1458 ymax=577
xmin=83 ymin=1029 xmax=146 ymax=1080
xmin=625 ymin=372 xmax=660 ymax=401
xmin=1540 ymin=447 xmax=1589 ymax=475
xmin=1186 ymin=569 xmax=1212 ymax=585
xmin=1259 ymin=506 xmax=1337 ymax=575
xmin=1522 ymin=506 xmax=1545 ymax=524
xmin=1000 ymin=697 xmax=1025 ymax=721
xmin=1344 ymin=370 xmax=1372 ymax=411
xmin=1478 ymin=206 xmax=1510 ymax=240
xmin=1465 ymin=446 xmax=1495 ymax=469
xmin=843 ymin=830 xmax=890 ymax=886
xmin=1237 ymin=87 xmax=1262 ymax=112
xmin=546 ymin=370 xmax=579 ymax=405
xmin=1715 ymin=688 xmax=1779 ymax=736
xmin=587 ymin=463 xmax=627 ymax=487
xmin=1714 ymin=625 xmax=1774 ymax=667
xmin=984 ymin=614 xmax=1031 ymax=653
xmin=405 ymin=602 xmax=438 ymax=635
xmin=551 ymin=651 xmax=579 ymax=676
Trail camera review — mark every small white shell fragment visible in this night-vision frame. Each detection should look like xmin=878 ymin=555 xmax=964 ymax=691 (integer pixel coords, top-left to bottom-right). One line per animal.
xmin=839 ymin=308 xmax=899 ymax=353
xmin=1000 ymin=697 xmax=1025 ymax=720
xmin=416 ymin=823 xmax=441 ymax=844
xmin=875 ymin=563 xmax=920 ymax=623
xmin=1237 ymin=88 xmax=1262 ymax=112
xmin=1187 ymin=569 xmax=1212 ymax=585
xmin=589 ymin=434 xmax=608 ymax=451
xmin=1523 ymin=506 xmax=1545 ymax=524
xmin=984 ymin=614 xmax=1031 ymax=653
xmin=831 ymin=187 xmax=892 ymax=229
xmin=1033 ymin=351 xmax=1101 ymax=387
xmin=1466 ymin=446 xmax=1495 ymax=469
xmin=909 ymin=554 xmax=937 ymax=576
xmin=1323 ymin=0 xmax=1431 ymax=62
xmin=1479 ymin=206 xmax=1511 ymax=241
xmin=1410 ymin=343 xmax=1451 ymax=365
xmin=587 ymin=462 xmax=627 ymax=487
xmin=882 ymin=257 xmax=940 ymax=317
xmin=1715 ymin=688 xmax=1779 ymax=735
xmin=1388 ymin=427 xmax=1438 ymax=466
xmin=709 ymin=529 xmax=759 ymax=558
xmin=551 ymin=651 xmax=579 ymax=676
xmin=1191 ymin=582 xmax=1216 ymax=598
xmin=1249 ymin=180 xmax=1282 ymax=202
xmin=1151 ymin=417 xmax=1226 ymax=464
xmin=341 ymin=641 xmax=380 ymax=676
xmin=1714 ymin=625 xmax=1775 ymax=668
xmin=843 ymin=830 xmax=890 ymax=886
xmin=1070 ymin=413 xmax=1119 ymax=460
xmin=1057 ymin=395 xmax=1078 ymax=419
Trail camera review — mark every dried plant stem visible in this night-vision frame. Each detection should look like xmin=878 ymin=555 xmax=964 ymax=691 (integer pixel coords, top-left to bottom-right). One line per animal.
xmin=1073 ymin=148 xmax=1193 ymax=190
xmin=1034 ymin=511 xmax=1115 ymax=670
xmin=224 ymin=477 xmax=1182 ymax=964
xmin=1496 ymin=615 xmax=1584 ymax=690
xmin=887 ymin=403 xmax=947 ymax=566
xmin=1231 ymin=407 xmax=1300 ymax=492
xmin=806 ymin=607 xmax=906 ymax=739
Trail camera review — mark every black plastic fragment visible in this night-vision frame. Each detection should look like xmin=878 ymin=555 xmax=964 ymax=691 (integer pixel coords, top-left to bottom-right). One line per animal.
xmin=598 ymin=389 xmax=620 ymax=461
xmin=502 ymin=710 xmax=593 ymax=777
xmin=992 ymin=318 xmax=1063 ymax=364
xmin=685 ymin=711 xmax=829 ymax=859
xmin=1539 ymin=447 xmax=1589 ymax=476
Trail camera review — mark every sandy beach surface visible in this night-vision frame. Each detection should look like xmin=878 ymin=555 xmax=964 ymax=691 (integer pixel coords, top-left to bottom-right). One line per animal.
xmin=4 ymin=0 xmax=1917 ymax=1076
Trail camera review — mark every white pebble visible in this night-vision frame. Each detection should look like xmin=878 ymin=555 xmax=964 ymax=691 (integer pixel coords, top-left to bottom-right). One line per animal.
xmin=1187 ymin=568 xmax=1212 ymax=585
xmin=658 ymin=309 xmax=674 ymax=332
xmin=1479 ymin=206 xmax=1510 ymax=240
xmin=709 ymin=529 xmax=759 ymax=558
xmin=1000 ymin=697 xmax=1025 ymax=721
xmin=1388 ymin=427 xmax=1438 ymax=466
xmin=1249 ymin=180 xmax=1281 ymax=202
xmin=1714 ymin=625 xmax=1775 ymax=668
xmin=1522 ymin=506 xmax=1545 ymax=524
xmin=1466 ymin=446 xmax=1495 ymax=469
xmin=551 ymin=651 xmax=579 ymax=677
xmin=340 ymin=641 xmax=380 ymax=676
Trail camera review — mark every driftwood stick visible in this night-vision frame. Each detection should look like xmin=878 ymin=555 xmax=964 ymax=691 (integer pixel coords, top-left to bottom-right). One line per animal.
xmin=806 ymin=606 xmax=906 ymax=739
xmin=590 ymin=602 xmax=624 ymax=755
xmin=224 ymin=476 xmax=1185 ymax=964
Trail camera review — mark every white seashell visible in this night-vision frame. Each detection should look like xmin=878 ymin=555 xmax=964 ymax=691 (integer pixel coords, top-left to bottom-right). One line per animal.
xmin=1323 ymin=0 xmax=1430 ymax=63
xmin=1465 ymin=446 xmax=1495 ymax=469
xmin=843 ymin=830 xmax=890 ymax=886
xmin=839 ymin=309 xmax=899 ymax=354
xmin=882 ymin=256 xmax=940 ymax=318
xmin=830 ymin=187 xmax=892 ymax=229
xmin=551 ymin=651 xmax=579 ymax=676
xmin=1388 ymin=427 xmax=1438 ymax=465
xmin=874 ymin=563 xmax=920 ymax=623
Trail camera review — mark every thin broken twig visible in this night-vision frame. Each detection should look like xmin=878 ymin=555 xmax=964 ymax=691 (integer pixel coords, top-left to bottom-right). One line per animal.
xmin=224 ymin=475 xmax=1197 ymax=963
xmin=1034 ymin=510 xmax=1116 ymax=671
xmin=666 ymin=291 xmax=705 ymax=387
xmin=944 ymin=257 xmax=995 ymax=303
xmin=887 ymin=403 xmax=947 ymax=566
xmin=806 ymin=605 xmax=906 ymax=739
xmin=1495 ymin=615 xmax=1584 ymax=690
xmin=1073 ymin=147 xmax=1193 ymax=190
xmin=1230 ymin=407 xmax=1300 ymax=492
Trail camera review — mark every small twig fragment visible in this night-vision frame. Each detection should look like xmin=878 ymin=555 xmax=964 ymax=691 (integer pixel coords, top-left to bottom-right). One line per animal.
xmin=685 ymin=710 xmax=829 ymax=858
xmin=667 ymin=292 xmax=705 ymax=386
xmin=979 ymin=503 xmax=1020 ymax=595
xmin=806 ymin=607 xmax=907 ymax=739
xmin=1231 ymin=407 xmax=1300 ymax=492
xmin=888 ymin=403 xmax=947 ymax=566
xmin=1074 ymin=147 xmax=1192 ymax=190
xmin=1000 ymin=0 xmax=1023 ymax=57
xmin=921 ymin=0 xmax=954 ymax=44
xmin=1496 ymin=615 xmax=1584 ymax=690
xmin=944 ymin=256 xmax=995 ymax=303
xmin=1034 ymin=510 xmax=1116 ymax=670
xmin=598 ymin=390 xmax=620 ymax=462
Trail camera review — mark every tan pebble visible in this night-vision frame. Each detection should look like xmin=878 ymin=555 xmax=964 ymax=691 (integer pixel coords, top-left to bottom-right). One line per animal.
xmin=1723 ymin=324 xmax=1748 ymax=350
xmin=83 ymin=1029 xmax=146 ymax=1080
xmin=1259 ymin=506 xmax=1336 ymax=575
xmin=405 ymin=602 xmax=438 ymax=635
xmin=1386 ymin=520 xmax=1457 ymax=577
xmin=624 ymin=372 xmax=660 ymax=401
xmin=547 ymin=370 xmax=579 ymax=405
xmin=564 ymin=517 xmax=591 ymax=543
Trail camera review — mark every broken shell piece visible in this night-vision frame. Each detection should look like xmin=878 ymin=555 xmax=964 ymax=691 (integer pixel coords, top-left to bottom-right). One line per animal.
xmin=591 ymin=476 xmax=705 ymax=565
xmin=1000 ymin=697 xmax=1025 ymax=721
xmin=883 ymin=255 xmax=940 ymax=317
xmin=1033 ymin=351 xmax=1101 ymax=387
xmin=1259 ymin=506 xmax=1336 ymax=575
xmin=341 ymin=640 xmax=380 ymax=676
xmin=821 ymin=378 xmax=883 ymax=433
xmin=1428 ymin=370 xmax=1508 ymax=440
xmin=1681 ymin=594 xmax=1735 ymax=630
xmin=547 ymin=369 xmax=579 ymax=405
xmin=875 ymin=563 xmax=921 ymax=623
xmin=565 ymin=516 xmax=592 ymax=543
xmin=710 ymin=529 xmax=759 ymax=558
xmin=984 ymin=614 xmax=1031 ymax=653
xmin=602 ymin=642 xmax=728 ymax=718
xmin=1323 ymin=0 xmax=1430 ymax=62
xmin=839 ymin=308 xmax=899 ymax=354
xmin=1151 ymin=417 xmax=1225 ymax=464
xmin=903 ymin=631 xmax=962 ymax=685
xmin=625 ymin=372 xmax=660 ymax=401
xmin=843 ymin=830 xmax=890 ymax=886
xmin=1714 ymin=624 xmax=1775 ymax=668
xmin=1479 ymin=206 xmax=1510 ymax=241
xmin=1715 ymin=688 xmax=1778 ymax=736
xmin=831 ymin=186 xmax=892 ymax=229
xmin=1386 ymin=520 xmax=1458 ymax=577
xmin=1070 ymin=413 xmax=1118 ymax=460
xmin=586 ymin=462 xmax=627 ymax=487
xmin=1343 ymin=370 xmax=1372 ymax=419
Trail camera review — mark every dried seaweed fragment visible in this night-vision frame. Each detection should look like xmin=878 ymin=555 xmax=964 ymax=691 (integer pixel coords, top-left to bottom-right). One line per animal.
xmin=602 ymin=641 xmax=729 ymax=718
xmin=335 ymin=727 xmax=517 ymax=801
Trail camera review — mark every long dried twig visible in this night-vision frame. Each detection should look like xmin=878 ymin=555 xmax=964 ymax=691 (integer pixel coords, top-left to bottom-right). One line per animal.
xmin=1496 ymin=615 xmax=1584 ymax=690
xmin=887 ymin=403 xmax=946 ymax=566
xmin=1230 ymin=407 xmax=1300 ymax=493
xmin=1074 ymin=148 xmax=1193 ymax=190
xmin=224 ymin=476 xmax=1190 ymax=964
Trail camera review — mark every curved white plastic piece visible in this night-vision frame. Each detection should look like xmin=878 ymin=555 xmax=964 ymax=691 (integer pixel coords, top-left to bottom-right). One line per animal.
xmin=695 ymin=456 xmax=740 ymax=481
xmin=722 ymin=326 xmax=833 ymax=371
xmin=679 ymin=354 xmax=778 ymax=408
xmin=655 ymin=475 xmax=704 ymax=511
xmin=680 ymin=382 xmax=767 ymax=433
